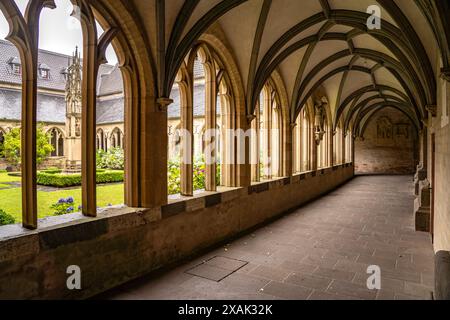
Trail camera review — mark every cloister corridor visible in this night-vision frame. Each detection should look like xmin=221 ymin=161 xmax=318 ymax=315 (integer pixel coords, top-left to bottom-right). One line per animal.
xmin=99 ymin=176 xmax=434 ymax=301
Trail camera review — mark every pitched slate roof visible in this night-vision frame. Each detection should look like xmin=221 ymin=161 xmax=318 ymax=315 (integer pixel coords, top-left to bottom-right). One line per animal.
xmin=0 ymin=88 xmax=126 ymax=124
xmin=0 ymin=89 xmax=66 ymax=123
xmin=0 ymin=40 xmax=209 ymax=124
xmin=0 ymin=39 xmax=116 ymax=94
xmin=169 ymin=83 xmax=207 ymax=119
xmin=97 ymin=97 xmax=125 ymax=124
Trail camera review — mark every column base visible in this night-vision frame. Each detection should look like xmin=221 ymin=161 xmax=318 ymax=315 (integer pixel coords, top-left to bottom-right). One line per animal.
xmin=414 ymin=179 xmax=431 ymax=232
xmin=414 ymin=165 xmax=427 ymax=196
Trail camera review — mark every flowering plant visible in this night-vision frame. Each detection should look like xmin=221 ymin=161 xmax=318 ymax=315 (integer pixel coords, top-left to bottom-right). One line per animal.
xmin=51 ymin=196 xmax=76 ymax=216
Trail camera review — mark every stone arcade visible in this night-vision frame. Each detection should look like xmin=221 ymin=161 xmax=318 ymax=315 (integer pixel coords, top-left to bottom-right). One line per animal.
xmin=0 ymin=0 xmax=449 ymax=301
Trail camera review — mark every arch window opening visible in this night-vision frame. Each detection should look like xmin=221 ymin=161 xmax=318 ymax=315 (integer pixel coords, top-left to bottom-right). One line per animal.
xmin=0 ymin=0 xmax=127 ymax=226
xmin=168 ymin=45 xmax=231 ymax=198
xmin=95 ymin=21 xmax=125 ymax=212
xmin=49 ymin=128 xmax=64 ymax=157
xmin=293 ymin=108 xmax=312 ymax=174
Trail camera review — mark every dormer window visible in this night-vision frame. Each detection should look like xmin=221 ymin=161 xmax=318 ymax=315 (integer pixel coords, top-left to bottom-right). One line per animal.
xmin=8 ymin=57 xmax=21 ymax=76
xmin=39 ymin=63 xmax=50 ymax=79
xmin=61 ymin=67 xmax=68 ymax=80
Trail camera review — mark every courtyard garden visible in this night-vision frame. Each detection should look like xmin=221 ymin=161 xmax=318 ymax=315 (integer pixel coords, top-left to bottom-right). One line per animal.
xmin=0 ymin=127 xmax=126 ymax=225
xmin=0 ymin=171 xmax=125 ymax=223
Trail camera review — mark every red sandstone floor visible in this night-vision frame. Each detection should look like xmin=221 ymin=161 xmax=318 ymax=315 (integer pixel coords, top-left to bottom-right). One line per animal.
xmin=99 ymin=176 xmax=435 ymax=300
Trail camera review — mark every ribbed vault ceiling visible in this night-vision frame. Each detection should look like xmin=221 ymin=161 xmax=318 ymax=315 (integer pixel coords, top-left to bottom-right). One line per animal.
xmin=132 ymin=0 xmax=448 ymax=134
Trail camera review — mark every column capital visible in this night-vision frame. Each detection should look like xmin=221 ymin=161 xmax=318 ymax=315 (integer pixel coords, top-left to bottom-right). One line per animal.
xmin=441 ymin=68 xmax=450 ymax=82
xmin=247 ymin=114 xmax=257 ymax=123
xmin=425 ymin=104 xmax=437 ymax=117
xmin=157 ymin=97 xmax=174 ymax=111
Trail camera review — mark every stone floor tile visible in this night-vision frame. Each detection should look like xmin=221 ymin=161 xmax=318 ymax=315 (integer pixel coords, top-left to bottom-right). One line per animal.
xmin=248 ymin=265 xmax=292 ymax=282
xmin=327 ymin=280 xmax=377 ymax=300
xmin=262 ymin=281 xmax=312 ymax=300
xmin=285 ymin=273 xmax=332 ymax=291
xmin=313 ymin=267 xmax=355 ymax=282
xmin=101 ymin=176 xmax=434 ymax=300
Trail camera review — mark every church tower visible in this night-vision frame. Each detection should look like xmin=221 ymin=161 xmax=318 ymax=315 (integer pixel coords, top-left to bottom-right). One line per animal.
xmin=65 ymin=47 xmax=82 ymax=167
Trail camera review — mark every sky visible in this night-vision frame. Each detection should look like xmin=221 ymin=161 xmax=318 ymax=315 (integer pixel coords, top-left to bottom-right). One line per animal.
xmin=0 ymin=0 xmax=117 ymax=64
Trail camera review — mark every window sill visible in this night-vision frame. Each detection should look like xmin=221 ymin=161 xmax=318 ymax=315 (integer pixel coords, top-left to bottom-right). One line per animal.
xmin=0 ymin=163 xmax=354 ymax=241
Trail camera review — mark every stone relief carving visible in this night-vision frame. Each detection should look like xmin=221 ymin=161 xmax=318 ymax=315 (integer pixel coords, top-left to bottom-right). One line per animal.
xmin=314 ymin=98 xmax=327 ymax=144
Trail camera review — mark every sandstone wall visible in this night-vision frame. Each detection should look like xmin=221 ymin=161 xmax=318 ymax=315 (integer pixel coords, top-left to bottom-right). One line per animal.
xmin=355 ymin=107 xmax=418 ymax=175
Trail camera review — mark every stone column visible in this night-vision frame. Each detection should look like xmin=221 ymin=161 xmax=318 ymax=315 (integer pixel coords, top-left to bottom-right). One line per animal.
xmin=311 ymin=125 xmax=318 ymax=171
xmin=250 ymin=111 xmax=260 ymax=182
xmin=178 ymin=79 xmax=194 ymax=196
xmin=263 ymin=90 xmax=272 ymax=179
xmin=80 ymin=23 xmax=99 ymax=217
xmin=203 ymin=60 xmax=217 ymax=192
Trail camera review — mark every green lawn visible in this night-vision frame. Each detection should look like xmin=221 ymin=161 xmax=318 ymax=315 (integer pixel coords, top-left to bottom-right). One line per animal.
xmin=0 ymin=172 xmax=21 ymax=183
xmin=0 ymin=173 xmax=124 ymax=222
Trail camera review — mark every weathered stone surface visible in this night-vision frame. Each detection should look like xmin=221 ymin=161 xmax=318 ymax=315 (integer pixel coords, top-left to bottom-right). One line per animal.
xmin=355 ymin=108 xmax=418 ymax=175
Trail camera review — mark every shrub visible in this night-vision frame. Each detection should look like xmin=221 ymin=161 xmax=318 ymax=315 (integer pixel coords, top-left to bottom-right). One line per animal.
xmin=51 ymin=197 xmax=75 ymax=216
xmin=1 ymin=125 xmax=53 ymax=166
xmin=167 ymin=156 xmax=221 ymax=195
xmin=0 ymin=169 xmax=7 ymax=173
xmin=96 ymin=171 xmax=125 ymax=184
xmin=37 ymin=170 xmax=124 ymax=187
xmin=0 ymin=209 xmax=16 ymax=226
xmin=40 ymin=168 xmax=62 ymax=174
xmin=97 ymin=148 xmax=124 ymax=170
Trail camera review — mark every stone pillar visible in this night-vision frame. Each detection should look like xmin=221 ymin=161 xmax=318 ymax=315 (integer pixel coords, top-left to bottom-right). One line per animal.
xmin=21 ymin=36 xmax=39 ymax=229
xmin=263 ymin=89 xmax=272 ymax=179
xmin=328 ymin=129 xmax=334 ymax=167
xmin=250 ymin=111 xmax=260 ymax=182
xmin=291 ymin=123 xmax=298 ymax=173
xmin=311 ymin=125 xmax=318 ymax=171
xmin=282 ymin=111 xmax=292 ymax=177
xmin=202 ymin=59 xmax=217 ymax=192
xmin=179 ymin=79 xmax=194 ymax=196
xmin=80 ymin=20 xmax=100 ymax=217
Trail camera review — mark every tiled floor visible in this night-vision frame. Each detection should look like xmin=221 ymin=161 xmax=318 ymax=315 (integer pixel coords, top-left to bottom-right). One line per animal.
xmin=100 ymin=176 xmax=435 ymax=300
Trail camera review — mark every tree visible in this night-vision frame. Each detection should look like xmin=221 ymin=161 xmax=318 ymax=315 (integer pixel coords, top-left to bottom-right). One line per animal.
xmin=0 ymin=125 xmax=54 ymax=166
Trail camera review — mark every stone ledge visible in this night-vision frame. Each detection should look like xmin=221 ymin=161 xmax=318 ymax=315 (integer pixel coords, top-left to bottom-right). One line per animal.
xmin=435 ymin=251 xmax=450 ymax=300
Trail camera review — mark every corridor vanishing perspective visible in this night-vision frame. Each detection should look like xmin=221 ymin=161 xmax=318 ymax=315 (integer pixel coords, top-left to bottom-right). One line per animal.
xmin=0 ymin=0 xmax=449 ymax=302
xmin=101 ymin=176 xmax=434 ymax=300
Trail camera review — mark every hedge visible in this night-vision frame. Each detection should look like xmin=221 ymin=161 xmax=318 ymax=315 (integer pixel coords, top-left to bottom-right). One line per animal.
xmin=0 ymin=169 xmax=7 ymax=173
xmin=37 ymin=170 xmax=124 ymax=188
xmin=40 ymin=169 xmax=62 ymax=174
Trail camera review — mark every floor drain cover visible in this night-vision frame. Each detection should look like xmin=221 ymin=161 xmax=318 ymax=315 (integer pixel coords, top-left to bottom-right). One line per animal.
xmin=185 ymin=256 xmax=248 ymax=282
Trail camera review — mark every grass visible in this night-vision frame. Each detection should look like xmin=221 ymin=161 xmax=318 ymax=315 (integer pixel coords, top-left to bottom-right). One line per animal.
xmin=0 ymin=172 xmax=21 ymax=183
xmin=0 ymin=173 xmax=124 ymax=222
